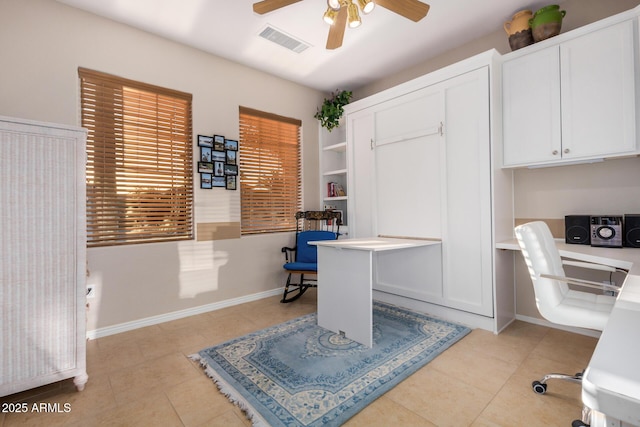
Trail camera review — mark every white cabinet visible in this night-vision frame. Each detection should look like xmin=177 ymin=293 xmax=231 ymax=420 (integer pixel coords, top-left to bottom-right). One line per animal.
xmin=353 ymin=85 xmax=447 ymax=305
xmin=319 ymin=122 xmax=348 ymax=229
xmin=503 ymin=47 xmax=561 ymax=165
xmin=362 ymin=72 xmax=494 ymax=315
xmin=503 ymin=20 xmax=637 ymax=167
xmin=347 ymin=85 xmax=445 ymax=241
xmin=343 ymin=51 xmax=512 ymax=331
xmin=347 ymin=110 xmax=374 ymax=238
xmin=373 ymin=85 xmax=444 ymax=240
xmin=561 ymin=21 xmax=636 ymax=159
xmin=441 ymin=68 xmax=493 ymax=316
xmin=1 ymin=116 xmax=88 ymax=396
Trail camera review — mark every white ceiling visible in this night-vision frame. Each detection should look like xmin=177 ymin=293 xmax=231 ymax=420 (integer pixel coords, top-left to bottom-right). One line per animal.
xmin=55 ymin=0 xmax=547 ymax=92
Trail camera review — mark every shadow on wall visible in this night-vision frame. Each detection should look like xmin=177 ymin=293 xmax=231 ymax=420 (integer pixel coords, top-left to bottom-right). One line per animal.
xmin=86 ymin=230 xmax=294 ymax=336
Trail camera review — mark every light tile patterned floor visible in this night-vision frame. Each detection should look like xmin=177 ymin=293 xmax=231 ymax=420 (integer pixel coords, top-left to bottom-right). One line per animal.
xmin=1 ymin=290 xmax=595 ymax=426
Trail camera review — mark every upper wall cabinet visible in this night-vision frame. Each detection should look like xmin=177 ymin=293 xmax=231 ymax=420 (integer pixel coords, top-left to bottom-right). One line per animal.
xmin=503 ymin=19 xmax=638 ymax=168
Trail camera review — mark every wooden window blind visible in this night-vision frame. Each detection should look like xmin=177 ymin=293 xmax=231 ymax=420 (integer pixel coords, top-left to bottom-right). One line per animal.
xmin=239 ymin=107 xmax=302 ymax=234
xmin=78 ymin=68 xmax=193 ymax=247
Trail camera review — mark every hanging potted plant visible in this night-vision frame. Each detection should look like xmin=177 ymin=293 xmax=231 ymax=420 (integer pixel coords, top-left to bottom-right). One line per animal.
xmin=314 ymin=89 xmax=353 ymax=132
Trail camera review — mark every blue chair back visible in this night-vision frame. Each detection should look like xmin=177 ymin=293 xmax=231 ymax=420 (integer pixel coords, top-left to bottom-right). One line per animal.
xmin=296 ymin=230 xmax=337 ymax=263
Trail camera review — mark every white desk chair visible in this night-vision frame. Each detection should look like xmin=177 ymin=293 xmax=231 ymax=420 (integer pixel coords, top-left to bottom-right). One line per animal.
xmin=514 ymin=221 xmax=625 ymax=427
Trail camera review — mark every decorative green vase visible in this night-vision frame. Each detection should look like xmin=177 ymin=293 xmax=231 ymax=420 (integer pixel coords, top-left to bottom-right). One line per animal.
xmin=529 ymin=5 xmax=566 ymax=42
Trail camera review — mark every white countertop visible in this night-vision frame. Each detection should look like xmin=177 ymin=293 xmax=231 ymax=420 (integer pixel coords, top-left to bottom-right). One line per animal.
xmin=496 ymin=238 xmax=636 ymax=273
xmin=312 ymin=237 xmax=441 ymax=251
xmin=497 ymin=238 xmax=640 ymax=425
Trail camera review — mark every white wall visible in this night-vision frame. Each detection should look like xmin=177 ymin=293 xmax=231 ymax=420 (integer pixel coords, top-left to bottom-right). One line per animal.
xmin=514 ymin=157 xmax=640 ymax=218
xmin=0 ymin=0 xmax=324 ymax=333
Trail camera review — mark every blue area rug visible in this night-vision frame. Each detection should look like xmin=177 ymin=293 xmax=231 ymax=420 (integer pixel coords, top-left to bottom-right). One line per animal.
xmin=191 ymin=301 xmax=470 ymax=427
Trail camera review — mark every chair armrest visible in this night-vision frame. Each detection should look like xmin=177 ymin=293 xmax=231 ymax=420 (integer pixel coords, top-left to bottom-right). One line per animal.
xmin=281 ymin=246 xmax=296 ymax=262
xmin=562 ymin=259 xmax=626 ymax=273
xmin=540 ymin=273 xmax=620 ymax=293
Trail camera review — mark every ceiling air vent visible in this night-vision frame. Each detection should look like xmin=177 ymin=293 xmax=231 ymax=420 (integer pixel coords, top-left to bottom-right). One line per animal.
xmin=259 ymin=25 xmax=310 ymax=53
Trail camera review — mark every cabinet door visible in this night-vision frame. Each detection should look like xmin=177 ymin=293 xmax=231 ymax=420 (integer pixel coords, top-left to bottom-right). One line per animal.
xmin=561 ymin=20 xmax=636 ymax=159
xmin=503 ymin=47 xmax=561 ymax=166
xmin=0 ymin=118 xmax=87 ymax=396
xmin=373 ymin=86 xmax=444 ymax=239
xmin=441 ymin=67 xmax=493 ymax=316
xmin=348 ymin=110 xmax=374 ymax=238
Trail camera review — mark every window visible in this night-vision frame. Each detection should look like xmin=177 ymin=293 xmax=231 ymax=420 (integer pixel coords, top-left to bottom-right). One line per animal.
xmin=239 ymin=107 xmax=302 ymax=234
xmin=78 ymin=68 xmax=193 ymax=247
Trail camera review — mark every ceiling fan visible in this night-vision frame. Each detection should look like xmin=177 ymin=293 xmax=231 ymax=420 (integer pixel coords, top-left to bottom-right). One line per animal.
xmin=252 ymin=0 xmax=430 ymax=50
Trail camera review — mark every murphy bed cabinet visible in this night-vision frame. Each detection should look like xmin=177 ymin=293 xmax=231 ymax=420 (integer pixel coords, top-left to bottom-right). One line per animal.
xmin=342 ymin=50 xmax=515 ymax=333
xmin=502 ymin=14 xmax=639 ymax=168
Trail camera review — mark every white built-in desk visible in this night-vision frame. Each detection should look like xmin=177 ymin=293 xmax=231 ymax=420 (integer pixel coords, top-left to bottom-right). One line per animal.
xmin=497 ymin=239 xmax=640 ymax=426
xmin=312 ymin=237 xmax=441 ymax=347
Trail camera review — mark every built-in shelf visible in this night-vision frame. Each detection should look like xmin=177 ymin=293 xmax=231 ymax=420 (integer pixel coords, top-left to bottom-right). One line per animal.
xmin=320 ymin=123 xmax=348 ymax=227
xmin=323 ymin=142 xmax=347 ymax=152
xmin=323 ymin=168 xmax=347 ymax=176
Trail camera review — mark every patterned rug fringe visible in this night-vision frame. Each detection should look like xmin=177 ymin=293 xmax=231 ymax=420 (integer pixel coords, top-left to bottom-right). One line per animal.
xmin=189 ymin=354 xmax=269 ymax=427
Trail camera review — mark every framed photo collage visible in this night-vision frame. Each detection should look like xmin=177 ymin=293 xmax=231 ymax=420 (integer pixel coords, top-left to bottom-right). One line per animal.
xmin=197 ymin=134 xmax=238 ymax=190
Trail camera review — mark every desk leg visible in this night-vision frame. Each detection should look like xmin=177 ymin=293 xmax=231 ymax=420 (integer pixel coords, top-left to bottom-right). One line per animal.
xmin=316 ymin=247 xmax=373 ymax=347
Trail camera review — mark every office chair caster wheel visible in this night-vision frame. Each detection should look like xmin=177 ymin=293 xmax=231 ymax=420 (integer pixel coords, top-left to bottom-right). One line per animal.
xmin=532 ymin=380 xmax=547 ymax=394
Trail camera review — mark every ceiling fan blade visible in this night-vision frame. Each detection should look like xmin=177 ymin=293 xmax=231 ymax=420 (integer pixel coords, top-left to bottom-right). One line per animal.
xmin=376 ymin=0 xmax=430 ymax=22
xmin=253 ymin=0 xmax=303 ymax=15
xmin=326 ymin=7 xmax=347 ymax=50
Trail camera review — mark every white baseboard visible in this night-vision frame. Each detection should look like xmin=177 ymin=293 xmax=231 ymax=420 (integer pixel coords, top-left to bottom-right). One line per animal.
xmin=372 ymin=291 xmax=497 ymax=333
xmin=86 ymin=288 xmax=283 ymax=340
xmin=515 ymin=314 xmax=601 ymax=338
xmin=87 ymin=290 xmax=602 ymax=341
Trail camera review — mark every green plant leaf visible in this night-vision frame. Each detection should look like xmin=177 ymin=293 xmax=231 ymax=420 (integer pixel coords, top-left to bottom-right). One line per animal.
xmin=314 ymin=89 xmax=353 ymax=131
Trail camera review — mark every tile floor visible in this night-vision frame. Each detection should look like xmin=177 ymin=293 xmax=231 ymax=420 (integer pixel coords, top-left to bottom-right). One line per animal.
xmin=1 ymin=289 xmax=596 ymax=426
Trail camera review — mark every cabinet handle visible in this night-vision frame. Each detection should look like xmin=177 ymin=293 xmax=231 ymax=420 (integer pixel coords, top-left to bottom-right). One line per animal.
xmin=552 ymin=150 xmax=558 ymax=155
xmin=564 ymin=148 xmax=570 ymax=154
xmin=370 ymin=139 xmax=374 ymax=150
xmin=439 ymin=122 xmax=444 ymax=136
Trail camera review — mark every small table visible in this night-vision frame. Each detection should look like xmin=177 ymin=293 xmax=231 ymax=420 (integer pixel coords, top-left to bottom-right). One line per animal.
xmin=312 ymin=237 xmax=441 ymax=347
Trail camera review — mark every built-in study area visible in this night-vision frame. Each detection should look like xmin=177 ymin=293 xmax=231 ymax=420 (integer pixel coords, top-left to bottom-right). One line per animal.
xmin=319 ymin=4 xmax=640 ymax=425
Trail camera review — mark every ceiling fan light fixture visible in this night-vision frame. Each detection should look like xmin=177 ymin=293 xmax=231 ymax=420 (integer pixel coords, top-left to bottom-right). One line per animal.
xmin=357 ymin=0 xmax=375 ymax=14
xmin=323 ymin=7 xmax=339 ymax=25
xmin=347 ymin=1 xmax=361 ymax=28
xmin=327 ymin=0 xmax=341 ymax=11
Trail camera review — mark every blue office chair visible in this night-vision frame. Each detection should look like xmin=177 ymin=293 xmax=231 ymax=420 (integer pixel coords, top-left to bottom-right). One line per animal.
xmin=280 ymin=210 xmax=341 ymax=303
xmin=514 ymin=221 xmax=626 ymax=427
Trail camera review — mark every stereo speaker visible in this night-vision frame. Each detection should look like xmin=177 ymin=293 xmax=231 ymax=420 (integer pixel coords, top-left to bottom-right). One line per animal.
xmin=624 ymin=214 xmax=640 ymax=248
xmin=565 ymin=215 xmax=591 ymax=245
